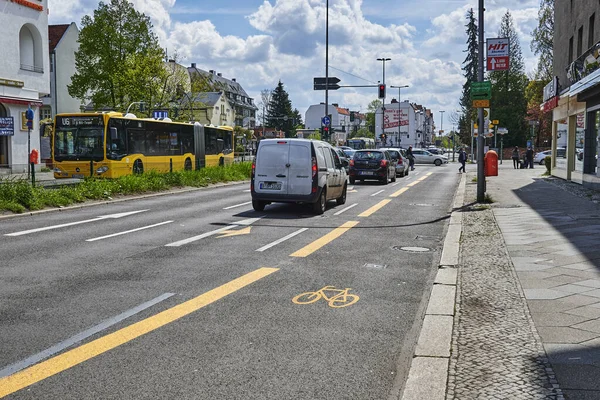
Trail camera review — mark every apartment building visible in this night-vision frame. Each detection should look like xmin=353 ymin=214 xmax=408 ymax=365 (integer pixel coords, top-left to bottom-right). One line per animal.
xmin=0 ymin=0 xmax=49 ymax=171
xmin=549 ymin=0 xmax=600 ymax=188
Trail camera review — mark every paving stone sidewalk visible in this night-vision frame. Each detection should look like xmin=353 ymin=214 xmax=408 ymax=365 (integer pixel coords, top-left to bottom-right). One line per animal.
xmin=447 ymin=164 xmax=600 ymax=399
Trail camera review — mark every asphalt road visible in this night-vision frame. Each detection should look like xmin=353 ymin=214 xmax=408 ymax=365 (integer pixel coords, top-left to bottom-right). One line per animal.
xmin=0 ymin=164 xmax=460 ymax=399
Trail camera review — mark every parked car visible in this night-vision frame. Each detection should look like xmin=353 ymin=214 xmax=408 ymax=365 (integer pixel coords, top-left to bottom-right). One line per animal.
xmin=348 ymin=149 xmax=396 ymax=185
xmin=379 ymin=147 xmax=408 ymax=177
xmin=341 ymin=148 xmax=356 ymax=159
xmin=411 ymin=149 xmax=449 ymax=166
xmin=427 ymin=147 xmax=445 ymax=155
xmin=534 ymin=150 xmax=551 ymax=165
xmin=251 ymin=139 xmax=348 ymax=214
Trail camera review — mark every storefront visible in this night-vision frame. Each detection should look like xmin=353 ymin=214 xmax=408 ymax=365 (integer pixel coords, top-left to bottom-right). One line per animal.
xmin=0 ymin=95 xmax=42 ymax=172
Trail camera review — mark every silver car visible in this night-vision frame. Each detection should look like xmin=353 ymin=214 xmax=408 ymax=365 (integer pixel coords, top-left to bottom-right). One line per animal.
xmin=379 ymin=147 xmax=409 ymax=177
xmin=411 ymin=148 xmax=449 ymax=166
xmin=533 ymin=150 xmax=551 ymax=165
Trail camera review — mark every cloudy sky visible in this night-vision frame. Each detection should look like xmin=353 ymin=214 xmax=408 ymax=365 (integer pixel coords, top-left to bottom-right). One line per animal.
xmin=48 ymin=0 xmax=541 ymax=129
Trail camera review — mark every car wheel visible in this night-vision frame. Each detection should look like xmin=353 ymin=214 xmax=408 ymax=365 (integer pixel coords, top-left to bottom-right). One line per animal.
xmin=133 ymin=159 xmax=144 ymax=174
xmin=252 ymin=200 xmax=266 ymax=211
xmin=349 ymin=177 xmax=355 ymax=184
xmin=312 ymin=187 xmax=326 ymax=214
xmin=539 ymin=160 xmax=545 ymax=165
xmin=336 ymin=183 xmax=347 ymax=205
xmin=434 ymin=159 xmax=442 ymax=166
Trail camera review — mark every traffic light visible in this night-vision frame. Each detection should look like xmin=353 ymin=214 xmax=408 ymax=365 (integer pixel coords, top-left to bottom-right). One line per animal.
xmin=378 ymin=84 xmax=386 ymax=99
xmin=350 ymin=111 xmax=355 ymax=122
xmin=323 ymin=126 xmax=329 ymax=140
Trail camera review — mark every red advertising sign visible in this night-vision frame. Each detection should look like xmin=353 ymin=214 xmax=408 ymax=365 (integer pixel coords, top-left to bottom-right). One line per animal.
xmin=487 ymin=56 xmax=509 ymax=71
xmin=542 ymin=96 xmax=559 ymax=113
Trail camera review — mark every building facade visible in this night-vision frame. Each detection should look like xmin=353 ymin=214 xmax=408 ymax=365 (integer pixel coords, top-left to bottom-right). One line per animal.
xmin=187 ymin=65 xmax=257 ymax=128
xmin=376 ymin=101 xmax=433 ymax=148
xmin=0 ymin=0 xmax=49 ymax=171
xmin=550 ymin=0 xmax=600 ymax=188
xmin=182 ymin=91 xmax=235 ymax=127
xmin=42 ymin=23 xmax=80 ymax=119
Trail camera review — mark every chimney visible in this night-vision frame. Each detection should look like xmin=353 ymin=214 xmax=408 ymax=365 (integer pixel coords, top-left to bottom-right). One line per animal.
xmin=191 ymin=63 xmax=196 ymax=68
xmin=332 ymin=103 xmax=339 ymax=107
xmin=232 ymin=78 xmax=236 ymax=82
xmin=217 ymin=73 xmax=222 ymax=77
xmin=209 ymin=69 xmax=214 ymax=74
xmin=168 ymin=59 xmax=175 ymax=63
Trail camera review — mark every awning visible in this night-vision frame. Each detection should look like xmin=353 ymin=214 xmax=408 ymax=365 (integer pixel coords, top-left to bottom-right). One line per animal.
xmin=0 ymin=96 xmax=43 ymax=107
xmin=568 ymin=68 xmax=600 ymax=97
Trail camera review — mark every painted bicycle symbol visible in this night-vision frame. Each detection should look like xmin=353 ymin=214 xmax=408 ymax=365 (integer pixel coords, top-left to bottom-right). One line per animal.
xmin=292 ymin=285 xmax=359 ymax=308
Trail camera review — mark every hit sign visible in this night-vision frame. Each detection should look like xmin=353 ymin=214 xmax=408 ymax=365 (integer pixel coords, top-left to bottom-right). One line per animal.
xmin=486 ymin=38 xmax=510 ymax=71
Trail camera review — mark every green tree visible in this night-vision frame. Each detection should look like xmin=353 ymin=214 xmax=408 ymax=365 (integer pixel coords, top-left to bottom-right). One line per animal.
xmin=488 ymin=11 xmax=529 ymax=147
xmin=459 ymin=8 xmax=478 ymax=141
xmin=531 ymin=0 xmax=554 ymax=81
xmin=366 ymin=99 xmax=382 ymax=135
xmin=68 ymin=0 xmax=166 ymax=112
xmin=266 ymin=81 xmax=295 ymax=137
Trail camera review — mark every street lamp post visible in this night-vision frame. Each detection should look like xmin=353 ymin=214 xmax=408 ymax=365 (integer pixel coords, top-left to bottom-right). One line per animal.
xmin=377 ymin=57 xmax=391 ymax=145
xmin=390 ymin=85 xmax=408 ymax=146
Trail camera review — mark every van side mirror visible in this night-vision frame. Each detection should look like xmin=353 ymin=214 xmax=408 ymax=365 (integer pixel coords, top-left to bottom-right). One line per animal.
xmin=110 ymin=127 xmax=118 ymax=140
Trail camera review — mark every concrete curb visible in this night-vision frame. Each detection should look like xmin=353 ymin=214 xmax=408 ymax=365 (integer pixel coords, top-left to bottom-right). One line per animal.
xmin=401 ymin=173 xmax=466 ymax=400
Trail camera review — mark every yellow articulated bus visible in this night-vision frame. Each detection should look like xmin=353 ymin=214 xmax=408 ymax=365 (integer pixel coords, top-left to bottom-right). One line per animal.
xmin=52 ymin=112 xmax=234 ymax=178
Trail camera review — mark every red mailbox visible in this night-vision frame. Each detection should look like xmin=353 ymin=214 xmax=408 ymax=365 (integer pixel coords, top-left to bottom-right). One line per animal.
xmin=484 ymin=150 xmax=498 ymax=176
xmin=30 ymin=148 xmax=39 ymax=164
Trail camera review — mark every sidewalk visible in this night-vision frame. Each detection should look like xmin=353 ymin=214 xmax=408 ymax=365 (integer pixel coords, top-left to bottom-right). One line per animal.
xmin=449 ymin=163 xmax=600 ymax=399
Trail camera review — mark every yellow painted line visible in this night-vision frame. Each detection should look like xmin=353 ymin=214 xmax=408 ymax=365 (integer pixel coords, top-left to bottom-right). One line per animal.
xmin=390 ymin=187 xmax=409 ymax=198
xmin=417 ymin=176 xmax=428 ymax=181
xmin=426 ymin=172 xmax=433 ymax=176
xmin=358 ymin=199 xmax=391 ymax=217
xmin=290 ymin=221 xmax=359 ymax=257
xmin=407 ymin=181 xmax=419 ymax=187
xmin=0 ymin=267 xmax=279 ymax=398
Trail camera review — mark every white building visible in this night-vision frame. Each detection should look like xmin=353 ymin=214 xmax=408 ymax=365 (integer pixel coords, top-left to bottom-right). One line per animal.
xmin=304 ymin=103 xmax=353 ymax=144
xmin=0 ymin=0 xmax=49 ymax=171
xmin=376 ymin=100 xmax=434 ymax=148
xmin=42 ymin=23 xmax=80 ymax=119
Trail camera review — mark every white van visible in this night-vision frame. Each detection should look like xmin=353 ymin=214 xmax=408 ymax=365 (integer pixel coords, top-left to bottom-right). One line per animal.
xmin=251 ymin=139 xmax=348 ymax=214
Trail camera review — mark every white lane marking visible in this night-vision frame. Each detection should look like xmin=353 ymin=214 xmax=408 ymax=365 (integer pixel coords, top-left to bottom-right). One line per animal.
xmin=86 ymin=220 xmax=173 ymax=242
xmin=165 ymin=217 xmax=263 ymax=247
xmin=371 ymin=190 xmax=385 ymax=197
xmin=334 ymin=203 xmax=358 ymax=216
xmin=223 ymin=201 xmax=252 ymax=210
xmin=391 ymin=181 xmax=401 ymax=186
xmin=255 ymin=228 xmax=309 ymax=252
xmin=5 ymin=210 xmax=149 ymax=237
xmin=0 ymin=292 xmax=175 ymax=378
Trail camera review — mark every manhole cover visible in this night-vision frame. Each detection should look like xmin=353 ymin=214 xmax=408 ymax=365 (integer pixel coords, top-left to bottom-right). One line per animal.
xmin=393 ymin=246 xmax=430 ymax=252
xmin=364 ymin=263 xmax=387 ymax=269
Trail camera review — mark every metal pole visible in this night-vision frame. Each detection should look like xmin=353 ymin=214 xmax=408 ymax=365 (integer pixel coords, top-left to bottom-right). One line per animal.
xmin=477 ymin=0 xmax=485 ymax=202
xmin=27 ymin=126 xmax=31 ymax=179
xmin=325 ymin=0 xmax=329 ymax=140
xmin=398 ymin=88 xmax=401 ymax=145
xmin=382 ymin=60 xmax=386 ymax=142
xmin=500 ymin=136 xmax=503 ymax=164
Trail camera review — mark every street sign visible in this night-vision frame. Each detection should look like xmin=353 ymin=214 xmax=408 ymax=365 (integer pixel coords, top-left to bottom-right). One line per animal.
xmin=497 ymin=127 xmax=508 ymax=135
xmin=492 ymin=120 xmax=499 ymax=125
xmin=471 ymin=81 xmax=492 ymax=100
xmin=314 ymin=77 xmax=341 ymax=90
xmin=153 ymin=110 xmax=168 ymax=119
xmin=321 ymin=116 xmax=331 ymax=126
xmin=472 ymin=99 xmax=490 ymax=108
xmin=487 ymin=57 xmax=509 ymax=71
xmin=486 ymin=38 xmax=510 ymax=71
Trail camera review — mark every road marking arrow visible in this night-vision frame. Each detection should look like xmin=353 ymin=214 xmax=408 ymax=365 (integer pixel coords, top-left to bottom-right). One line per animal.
xmin=5 ymin=210 xmax=149 ymax=236
xmin=217 ymin=226 xmax=252 ymax=238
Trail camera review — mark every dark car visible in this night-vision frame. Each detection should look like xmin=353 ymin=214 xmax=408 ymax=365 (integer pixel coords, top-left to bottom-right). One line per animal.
xmin=348 ymin=149 xmax=396 ymax=185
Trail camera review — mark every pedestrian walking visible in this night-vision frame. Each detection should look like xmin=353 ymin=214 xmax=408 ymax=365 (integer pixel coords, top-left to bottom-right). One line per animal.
xmin=406 ymin=145 xmax=415 ymax=171
xmin=511 ymin=146 xmax=520 ymax=169
xmin=526 ymin=147 xmax=534 ymax=169
xmin=458 ymin=147 xmax=467 ymax=173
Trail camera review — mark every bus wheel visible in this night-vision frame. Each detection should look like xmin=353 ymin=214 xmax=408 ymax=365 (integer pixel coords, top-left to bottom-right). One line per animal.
xmin=133 ymin=159 xmax=144 ymax=174
xmin=184 ymin=158 xmax=192 ymax=171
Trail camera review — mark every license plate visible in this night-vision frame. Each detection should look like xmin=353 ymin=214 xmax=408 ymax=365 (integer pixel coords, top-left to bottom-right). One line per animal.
xmin=260 ymin=182 xmax=282 ymax=190
xmin=359 ymin=171 xmax=374 ymax=175
xmin=72 ymin=174 xmax=84 ymax=179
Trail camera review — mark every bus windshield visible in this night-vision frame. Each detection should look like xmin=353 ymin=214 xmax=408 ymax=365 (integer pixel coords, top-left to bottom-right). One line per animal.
xmin=54 ymin=116 xmax=105 ymax=162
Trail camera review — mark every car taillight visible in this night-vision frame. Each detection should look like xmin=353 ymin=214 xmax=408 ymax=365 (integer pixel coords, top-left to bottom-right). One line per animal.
xmin=380 ymin=160 xmax=388 ymax=167
xmin=251 ymin=161 xmax=256 ymax=177
xmin=312 ymin=157 xmax=317 ymax=178
xmin=398 ymin=159 xmax=403 ymax=165
xmin=349 ymin=159 xmax=354 ymax=166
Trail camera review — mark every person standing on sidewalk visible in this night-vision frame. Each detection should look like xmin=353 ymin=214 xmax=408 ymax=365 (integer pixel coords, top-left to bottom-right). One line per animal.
xmin=406 ymin=145 xmax=415 ymax=171
xmin=458 ymin=147 xmax=467 ymax=173
xmin=511 ymin=146 xmax=520 ymax=169
xmin=526 ymin=147 xmax=534 ymax=169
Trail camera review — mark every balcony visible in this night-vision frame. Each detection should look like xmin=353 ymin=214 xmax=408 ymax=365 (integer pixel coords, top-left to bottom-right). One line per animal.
xmin=20 ymin=64 xmax=44 ymax=73
xmin=567 ymin=41 xmax=600 ymax=84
